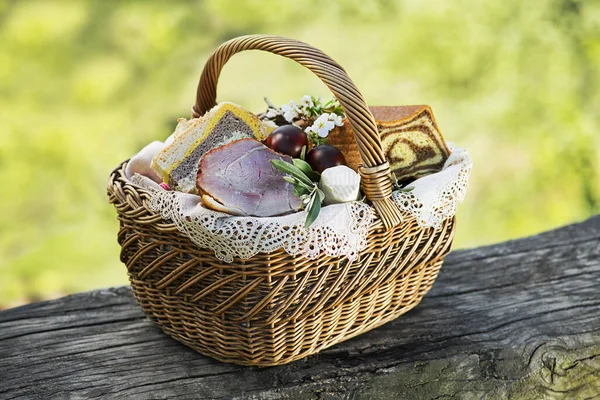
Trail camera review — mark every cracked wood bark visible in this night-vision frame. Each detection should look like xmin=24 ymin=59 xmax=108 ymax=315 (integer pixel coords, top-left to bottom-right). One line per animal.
xmin=1 ymin=216 xmax=599 ymax=400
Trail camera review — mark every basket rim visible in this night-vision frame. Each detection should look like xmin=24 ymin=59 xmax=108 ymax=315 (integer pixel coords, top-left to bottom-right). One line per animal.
xmin=108 ymin=159 xmax=459 ymax=266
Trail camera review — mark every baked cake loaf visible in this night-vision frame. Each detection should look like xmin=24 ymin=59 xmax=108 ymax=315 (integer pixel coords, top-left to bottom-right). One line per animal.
xmin=326 ymin=105 xmax=450 ymax=183
xmin=152 ymin=102 xmax=274 ymax=192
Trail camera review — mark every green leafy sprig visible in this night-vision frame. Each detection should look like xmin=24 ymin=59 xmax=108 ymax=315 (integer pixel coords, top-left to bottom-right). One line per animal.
xmin=270 ymin=156 xmax=324 ymax=229
xmin=307 ymin=131 xmax=327 ymax=146
xmin=302 ymin=96 xmax=344 ymax=119
xmin=261 ymin=96 xmax=345 ymax=147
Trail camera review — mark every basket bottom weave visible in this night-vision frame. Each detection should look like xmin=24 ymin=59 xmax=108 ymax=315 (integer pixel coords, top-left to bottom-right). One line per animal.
xmin=129 ymin=258 xmax=444 ymax=367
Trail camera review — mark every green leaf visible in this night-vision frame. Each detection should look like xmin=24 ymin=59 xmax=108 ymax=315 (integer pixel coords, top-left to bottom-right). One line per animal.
xmin=278 ymin=164 xmax=316 ymax=197
xmin=296 ymin=179 xmax=316 ymax=192
xmin=293 ymin=158 xmax=313 ymax=176
xmin=270 ymin=159 xmax=314 ymax=187
xmin=305 ymin=193 xmax=322 ymax=229
xmin=300 ymin=145 xmax=307 ymax=161
xmin=282 ymin=176 xmax=296 ymax=185
xmin=294 ymin=185 xmax=309 ymax=197
xmin=293 ymin=159 xmax=320 ymax=182
xmin=316 ymin=188 xmax=325 ymax=203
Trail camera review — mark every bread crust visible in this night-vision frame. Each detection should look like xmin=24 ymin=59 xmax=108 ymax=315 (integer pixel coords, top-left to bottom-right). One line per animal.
xmin=327 ymin=105 xmax=450 ymax=181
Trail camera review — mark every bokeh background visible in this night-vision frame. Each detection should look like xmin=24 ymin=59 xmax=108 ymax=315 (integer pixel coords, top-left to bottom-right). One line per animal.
xmin=1 ymin=0 xmax=599 ymax=308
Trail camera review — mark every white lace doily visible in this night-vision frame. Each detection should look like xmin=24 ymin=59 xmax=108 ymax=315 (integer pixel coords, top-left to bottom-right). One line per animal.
xmin=392 ymin=143 xmax=472 ymax=229
xmin=131 ymin=174 xmax=375 ymax=263
xmin=129 ymin=144 xmax=471 ymax=262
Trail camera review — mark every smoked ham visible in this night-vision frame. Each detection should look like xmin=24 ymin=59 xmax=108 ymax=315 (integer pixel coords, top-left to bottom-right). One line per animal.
xmin=152 ymin=102 xmax=274 ymax=193
xmin=196 ymin=139 xmax=302 ymax=217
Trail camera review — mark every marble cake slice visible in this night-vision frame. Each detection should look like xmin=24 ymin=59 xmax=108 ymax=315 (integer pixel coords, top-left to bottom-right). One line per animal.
xmin=326 ymin=105 xmax=450 ymax=183
xmin=151 ymin=102 xmax=274 ymax=193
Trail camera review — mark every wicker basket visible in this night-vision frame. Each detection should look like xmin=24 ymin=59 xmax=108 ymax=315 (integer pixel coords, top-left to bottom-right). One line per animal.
xmin=107 ymin=35 xmax=456 ymax=366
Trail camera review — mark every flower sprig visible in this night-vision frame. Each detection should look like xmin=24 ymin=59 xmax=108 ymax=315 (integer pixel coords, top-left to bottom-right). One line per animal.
xmin=270 ymin=153 xmax=324 ymax=229
xmin=262 ymin=95 xmax=345 ymax=145
xmin=305 ymin=113 xmax=344 ymax=145
xmin=297 ymin=95 xmax=344 ymax=120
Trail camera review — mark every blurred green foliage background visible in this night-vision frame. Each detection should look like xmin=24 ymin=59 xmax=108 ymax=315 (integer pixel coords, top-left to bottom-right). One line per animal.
xmin=1 ymin=0 xmax=599 ymax=308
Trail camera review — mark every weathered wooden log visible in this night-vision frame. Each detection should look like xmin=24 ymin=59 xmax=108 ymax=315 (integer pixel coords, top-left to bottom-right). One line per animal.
xmin=1 ymin=216 xmax=599 ymax=399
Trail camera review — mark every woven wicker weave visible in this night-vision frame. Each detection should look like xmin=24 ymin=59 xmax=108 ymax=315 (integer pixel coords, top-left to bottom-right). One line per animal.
xmin=107 ymin=35 xmax=456 ymax=366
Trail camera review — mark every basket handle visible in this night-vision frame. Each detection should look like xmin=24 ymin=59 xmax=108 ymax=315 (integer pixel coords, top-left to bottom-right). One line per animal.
xmin=193 ymin=34 xmax=402 ymax=229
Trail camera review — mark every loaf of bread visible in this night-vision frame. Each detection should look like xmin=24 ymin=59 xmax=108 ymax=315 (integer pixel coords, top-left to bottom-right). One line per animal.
xmin=151 ymin=102 xmax=274 ymax=193
xmin=326 ymin=105 xmax=450 ymax=183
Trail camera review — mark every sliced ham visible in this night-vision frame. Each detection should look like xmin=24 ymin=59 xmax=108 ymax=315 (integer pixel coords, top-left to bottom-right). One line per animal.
xmin=196 ymin=139 xmax=302 ymax=217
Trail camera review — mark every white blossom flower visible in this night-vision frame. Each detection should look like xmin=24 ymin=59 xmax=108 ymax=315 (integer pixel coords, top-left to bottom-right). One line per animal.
xmin=263 ymin=119 xmax=278 ymax=129
xmin=310 ymin=113 xmax=335 ymax=138
xmin=300 ymin=95 xmax=314 ymax=109
xmin=281 ymin=100 xmax=300 ymax=122
xmin=329 ymin=113 xmax=343 ymax=127
xmin=265 ymin=108 xmax=279 ymax=119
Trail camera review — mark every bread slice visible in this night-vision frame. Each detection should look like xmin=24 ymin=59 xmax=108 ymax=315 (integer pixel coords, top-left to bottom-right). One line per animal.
xmin=151 ymin=102 xmax=274 ymax=193
xmin=326 ymin=105 xmax=450 ymax=182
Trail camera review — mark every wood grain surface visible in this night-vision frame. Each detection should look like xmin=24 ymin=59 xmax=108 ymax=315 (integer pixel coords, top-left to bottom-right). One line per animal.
xmin=1 ymin=216 xmax=599 ymax=399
